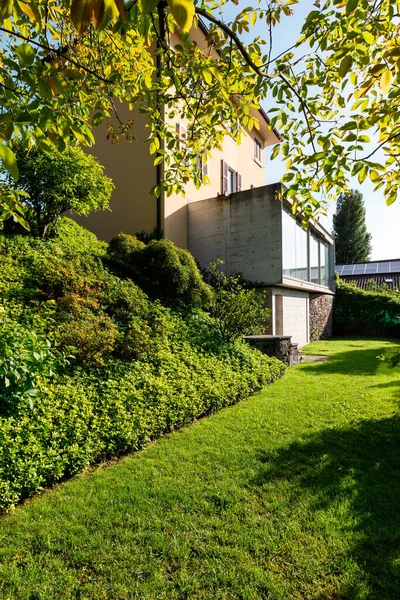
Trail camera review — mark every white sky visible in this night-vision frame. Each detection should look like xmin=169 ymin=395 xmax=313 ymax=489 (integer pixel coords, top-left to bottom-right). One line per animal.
xmin=223 ymin=0 xmax=400 ymax=260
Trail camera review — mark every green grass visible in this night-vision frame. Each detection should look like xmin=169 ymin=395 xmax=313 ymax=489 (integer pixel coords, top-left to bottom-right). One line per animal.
xmin=1 ymin=338 xmax=400 ymax=600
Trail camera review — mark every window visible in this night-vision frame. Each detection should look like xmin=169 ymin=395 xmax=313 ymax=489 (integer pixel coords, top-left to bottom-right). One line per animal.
xmin=282 ymin=209 xmax=331 ymax=287
xmin=176 ymin=122 xmax=187 ymax=149
xmin=221 ymin=160 xmax=242 ymax=195
xmin=228 ymin=168 xmax=236 ymax=194
xmin=196 ymin=154 xmax=208 ymax=182
xmin=310 ymin=233 xmax=319 ymax=284
xmin=282 ymin=209 xmax=307 ymax=281
xmin=320 ymin=241 xmax=329 ymax=286
xmin=254 ymin=137 xmax=262 ymax=163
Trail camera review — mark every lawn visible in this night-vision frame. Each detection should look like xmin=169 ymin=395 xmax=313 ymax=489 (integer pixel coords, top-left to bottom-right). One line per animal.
xmin=1 ymin=338 xmax=400 ymax=600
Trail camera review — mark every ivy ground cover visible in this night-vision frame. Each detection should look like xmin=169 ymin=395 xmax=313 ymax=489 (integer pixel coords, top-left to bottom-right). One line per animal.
xmin=1 ymin=338 xmax=400 ymax=599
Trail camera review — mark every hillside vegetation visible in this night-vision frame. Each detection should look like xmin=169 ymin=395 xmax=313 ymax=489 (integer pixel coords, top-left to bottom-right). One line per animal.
xmin=0 ymin=219 xmax=285 ymax=510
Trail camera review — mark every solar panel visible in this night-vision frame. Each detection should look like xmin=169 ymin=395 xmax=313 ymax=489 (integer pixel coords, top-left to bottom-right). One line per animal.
xmin=353 ymin=265 xmax=365 ymax=274
xmin=342 ymin=266 xmax=354 ymax=275
xmin=377 ymin=262 xmax=390 ymax=273
xmin=365 ymin=264 xmax=378 ymax=274
xmin=389 ymin=261 xmax=400 ymax=273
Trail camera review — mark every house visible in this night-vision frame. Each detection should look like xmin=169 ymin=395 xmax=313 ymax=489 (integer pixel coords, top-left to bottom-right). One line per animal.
xmin=336 ymin=260 xmax=400 ymax=289
xmin=75 ymin=23 xmax=335 ymax=348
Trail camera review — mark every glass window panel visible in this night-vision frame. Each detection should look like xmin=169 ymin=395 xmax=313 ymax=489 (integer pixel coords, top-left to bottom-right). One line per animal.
xmin=295 ymin=222 xmax=308 ymax=280
xmin=320 ymin=241 xmax=329 ymax=286
xmin=310 ymin=233 xmax=320 ymax=284
xmin=282 ymin=210 xmax=297 ymax=278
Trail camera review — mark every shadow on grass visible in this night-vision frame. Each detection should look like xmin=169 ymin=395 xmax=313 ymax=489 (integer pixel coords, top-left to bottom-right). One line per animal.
xmin=299 ymin=345 xmax=390 ymax=377
xmin=252 ymin=415 xmax=400 ymax=599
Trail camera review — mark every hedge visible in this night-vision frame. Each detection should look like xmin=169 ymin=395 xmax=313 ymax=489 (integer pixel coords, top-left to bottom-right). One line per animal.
xmin=0 ymin=341 xmax=284 ymax=510
xmin=334 ymin=278 xmax=400 ymax=337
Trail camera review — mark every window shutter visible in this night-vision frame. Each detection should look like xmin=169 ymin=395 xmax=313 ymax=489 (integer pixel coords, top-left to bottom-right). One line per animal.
xmin=202 ymin=157 xmax=208 ymax=177
xmin=236 ymin=171 xmax=242 ymax=192
xmin=221 ymin=160 xmax=228 ymax=195
xmin=176 ymin=123 xmax=187 ymax=149
xmin=180 ymin=124 xmax=187 ymax=145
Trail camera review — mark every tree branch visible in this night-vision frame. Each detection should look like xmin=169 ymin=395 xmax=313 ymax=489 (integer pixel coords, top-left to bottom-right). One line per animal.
xmin=0 ymin=27 xmax=112 ymax=84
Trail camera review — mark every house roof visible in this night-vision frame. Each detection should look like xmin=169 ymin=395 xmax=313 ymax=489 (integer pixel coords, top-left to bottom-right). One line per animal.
xmin=336 ymin=259 xmax=400 ymax=289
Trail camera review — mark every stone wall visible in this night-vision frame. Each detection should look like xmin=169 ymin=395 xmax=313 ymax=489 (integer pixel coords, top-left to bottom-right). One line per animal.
xmin=309 ymin=294 xmax=334 ymax=340
xmin=244 ymin=335 xmax=300 ymax=366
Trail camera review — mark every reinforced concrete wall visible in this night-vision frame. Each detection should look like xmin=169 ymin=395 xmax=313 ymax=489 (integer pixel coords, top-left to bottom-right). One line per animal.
xmin=187 ymin=184 xmax=282 ymax=283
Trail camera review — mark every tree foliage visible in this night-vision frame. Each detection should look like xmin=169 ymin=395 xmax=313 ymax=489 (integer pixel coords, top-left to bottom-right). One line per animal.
xmin=208 ymin=260 xmax=270 ymax=341
xmin=0 ymin=142 xmax=114 ymax=238
xmin=332 ymin=190 xmax=372 ymax=264
xmin=0 ymin=0 xmax=399 ymax=224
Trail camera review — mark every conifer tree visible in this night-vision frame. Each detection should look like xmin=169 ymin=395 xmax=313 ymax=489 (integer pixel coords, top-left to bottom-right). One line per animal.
xmin=332 ymin=191 xmax=372 ymax=264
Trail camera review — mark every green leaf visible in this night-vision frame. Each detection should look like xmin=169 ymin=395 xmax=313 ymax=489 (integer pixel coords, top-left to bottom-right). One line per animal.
xmin=380 ymin=69 xmax=393 ymax=95
xmin=15 ymin=43 xmax=36 ymax=68
xmin=369 ymin=169 xmax=380 ymax=183
xmin=358 ymin=165 xmax=368 ymax=184
xmin=166 ymin=0 xmax=195 ymax=33
xmin=0 ymin=143 xmax=19 ymax=180
xmin=38 ymin=79 xmax=53 ymax=102
xmin=346 ymin=0 xmax=358 ymax=15
xmin=339 ymin=55 xmax=353 ymax=78
xmin=138 ymin=0 xmax=158 ymax=14
xmin=70 ymin=0 xmax=102 ymax=32
xmin=362 ymin=31 xmax=374 ymax=44
xmin=0 ymin=0 xmax=13 ymax=21
xmin=386 ymin=192 xmax=397 ymax=206
xmin=202 ymin=69 xmax=212 ymax=85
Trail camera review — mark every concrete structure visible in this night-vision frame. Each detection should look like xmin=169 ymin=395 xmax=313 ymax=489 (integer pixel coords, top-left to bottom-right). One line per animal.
xmin=188 ymin=184 xmax=335 ymax=347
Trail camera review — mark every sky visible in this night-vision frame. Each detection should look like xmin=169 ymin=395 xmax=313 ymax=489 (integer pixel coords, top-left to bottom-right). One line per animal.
xmin=224 ymin=0 xmax=400 ymax=260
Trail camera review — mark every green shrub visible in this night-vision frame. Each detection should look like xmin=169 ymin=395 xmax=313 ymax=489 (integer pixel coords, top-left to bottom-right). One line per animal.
xmin=0 ymin=142 xmax=114 ymax=239
xmin=107 ymin=234 xmax=213 ymax=308
xmin=0 ymin=345 xmax=285 ymax=510
xmin=207 ymin=260 xmax=270 ymax=341
xmin=0 ymin=308 xmax=65 ymax=415
xmin=334 ymin=278 xmax=400 ymax=337
xmin=0 ymin=220 xmax=286 ymax=511
xmin=56 ymin=302 xmax=117 ymax=366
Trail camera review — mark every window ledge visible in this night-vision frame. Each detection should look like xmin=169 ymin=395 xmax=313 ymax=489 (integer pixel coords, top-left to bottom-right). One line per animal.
xmin=254 ymin=157 xmax=263 ymax=167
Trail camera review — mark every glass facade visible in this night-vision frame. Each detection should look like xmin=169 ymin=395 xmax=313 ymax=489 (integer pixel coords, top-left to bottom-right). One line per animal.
xmin=320 ymin=241 xmax=329 ymax=287
xmin=282 ymin=210 xmax=308 ymax=281
xmin=310 ymin=233 xmax=319 ymax=284
xmin=282 ymin=209 xmax=331 ymax=287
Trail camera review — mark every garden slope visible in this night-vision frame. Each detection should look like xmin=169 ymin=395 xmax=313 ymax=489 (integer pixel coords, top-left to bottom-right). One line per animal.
xmin=0 ymin=219 xmax=285 ymax=510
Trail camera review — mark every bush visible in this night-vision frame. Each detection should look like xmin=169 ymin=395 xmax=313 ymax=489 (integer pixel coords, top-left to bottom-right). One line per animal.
xmin=0 ymin=220 xmax=286 ymax=511
xmin=207 ymin=260 xmax=270 ymax=341
xmin=0 ymin=308 xmax=65 ymax=415
xmin=0 ymin=343 xmax=285 ymax=510
xmin=1 ymin=142 xmax=114 ymax=238
xmin=334 ymin=278 xmax=400 ymax=337
xmin=107 ymin=234 xmax=213 ymax=308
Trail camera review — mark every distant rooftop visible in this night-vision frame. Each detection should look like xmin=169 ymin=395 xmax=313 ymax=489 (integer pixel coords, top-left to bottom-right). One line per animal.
xmin=336 ymin=260 xmax=400 ymax=277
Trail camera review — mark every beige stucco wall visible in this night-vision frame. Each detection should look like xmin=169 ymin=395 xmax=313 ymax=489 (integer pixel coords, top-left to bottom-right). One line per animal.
xmin=76 ymin=23 xmax=281 ymax=246
xmin=74 ymin=104 xmax=157 ymax=241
